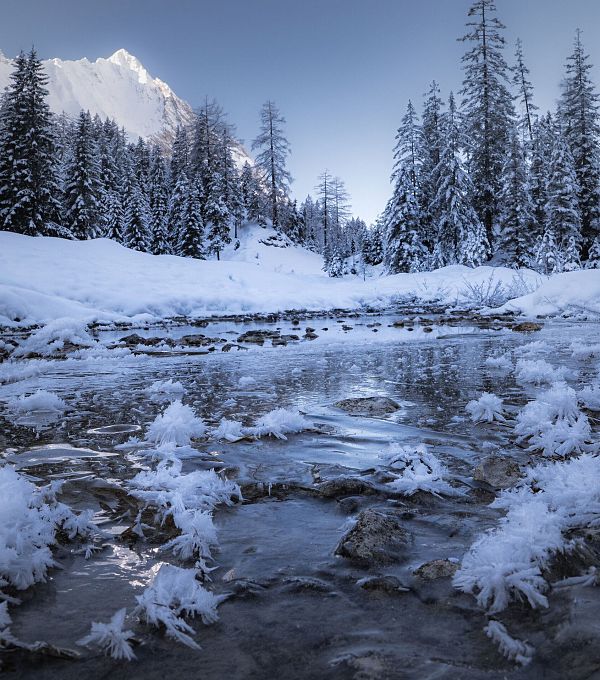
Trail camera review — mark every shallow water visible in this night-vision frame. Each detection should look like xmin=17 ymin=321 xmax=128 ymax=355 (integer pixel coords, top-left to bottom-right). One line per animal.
xmin=1 ymin=314 xmax=599 ymax=679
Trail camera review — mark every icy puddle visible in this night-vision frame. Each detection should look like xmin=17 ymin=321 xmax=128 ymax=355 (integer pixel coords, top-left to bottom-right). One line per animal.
xmin=0 ymin=314 xmax=599 ymax=679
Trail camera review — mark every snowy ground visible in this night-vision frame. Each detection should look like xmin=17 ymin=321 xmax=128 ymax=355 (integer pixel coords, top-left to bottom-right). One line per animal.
xmin=3 ymin=225 xmax=596 ymax=328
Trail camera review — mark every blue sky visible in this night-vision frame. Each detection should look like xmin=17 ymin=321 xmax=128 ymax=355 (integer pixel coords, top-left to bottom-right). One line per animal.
xmin=2 ymin=0 xmax=600 ymax=223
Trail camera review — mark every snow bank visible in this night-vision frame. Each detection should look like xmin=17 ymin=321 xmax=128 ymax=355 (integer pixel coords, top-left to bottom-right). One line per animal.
xmin=500 ymin=269 xmax=600 ymax=317
xmin=0 ymin=231 xmax=547 ymax=326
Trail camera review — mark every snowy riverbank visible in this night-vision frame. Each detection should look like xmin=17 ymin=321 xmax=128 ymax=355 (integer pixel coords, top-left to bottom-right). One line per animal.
xmin=1 ymin=228 xmax=599 ymax=328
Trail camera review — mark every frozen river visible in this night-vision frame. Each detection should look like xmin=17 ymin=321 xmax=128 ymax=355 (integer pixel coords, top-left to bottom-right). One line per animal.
xmin=1 ymin=313 xmax=599 ymax=679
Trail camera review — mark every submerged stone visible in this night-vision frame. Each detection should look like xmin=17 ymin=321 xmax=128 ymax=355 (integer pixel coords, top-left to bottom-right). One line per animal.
xmin=473 ymin=455 xmax=522 ymax=489
xmin=335 ymin=508 xmax=412 ymax=565
xmin=334 ymin=396 xmax=401 ymax=416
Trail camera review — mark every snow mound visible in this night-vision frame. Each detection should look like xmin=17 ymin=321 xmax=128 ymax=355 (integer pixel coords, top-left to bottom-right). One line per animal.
xmin=146 ymin=400 xmax=206 ymax=447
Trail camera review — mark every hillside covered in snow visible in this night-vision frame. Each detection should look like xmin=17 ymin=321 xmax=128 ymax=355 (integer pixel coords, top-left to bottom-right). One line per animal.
xmin=1 ymin=226 xmax=596 ymax=328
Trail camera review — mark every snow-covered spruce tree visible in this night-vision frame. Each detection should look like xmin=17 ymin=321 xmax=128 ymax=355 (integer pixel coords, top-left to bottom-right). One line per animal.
xmin=559 ymin=30 xmax=600 ymax=261
xmin=133 ymin=137 xmax=151 ymax=196
xmin=528 ymin=113 xmax=554 ymax=246
xmin=459 ymin=0 xmax=515 ymax=247
xmin=122 ymin=158 xmax=151 ymax=252
xmin=498 ymin=129 xmax=535 ymax=267
xmin=204 ymin=171 xmax=231 ymax=260
xmin=167 ymin=170 xmax=189 ymax=253
xmin=63 ymin=110 xmax=102 ymax=240
xmin=430 ymin=93 xmax=488 ymax=267
xmin=170 ymin=126 xmax=190 ymax=192
xmin=103 ymin=189 xmax=124 ymax=243
xmin=535 ymin=228 xmax=560 ymax=275
xmin=240 ymin=161 xmax=264 ymax=225
xmin=362 ymin=217 xmax=385 ymax=266
xmin=544 ymin=127 xmax=582 ymax=271
xmin=148 ymin=148 xmax=170 ymax=255
xmin=419 ymin=81 xmax=444 ymax=251
xmin=191 ymin=98 xmax=223 ymax=191
xmin=512 ymin=39 xmax=538 ymax=146
xmin=325 ymin=247 xmax=345 ymax=278
xmin=384 ymin=169 xmax=427 ymax=273
xmin=300 ymin=195 xmax=320 ymax=251
xmin=0 ymin=48 xmax=62 ymax=236
xmin=177 ymin=174 xmax=205 ymax=259
xmin=216 ymin=122 xmax=243 ymax=238
xmin=282 ymin=199 xmax=304 ymax=243
xmin=251 ymin=101 xmax=292 ymax=229
xmin=384 ymin=101 xmax=427 ymax=273
xmin=344 ymin=217 xmax=367 ymax=274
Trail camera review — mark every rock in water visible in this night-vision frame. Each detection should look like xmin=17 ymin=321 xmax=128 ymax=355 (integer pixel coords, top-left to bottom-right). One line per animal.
xmin=334 ymin=396 xmax=401 ymax=416
xmin=335 ymin=509 xmax=412 ymax=565
xmin=473 ymin=455 xmax=522 ymax=489
xmin=413 ymin=559 xmax=459 ymax=580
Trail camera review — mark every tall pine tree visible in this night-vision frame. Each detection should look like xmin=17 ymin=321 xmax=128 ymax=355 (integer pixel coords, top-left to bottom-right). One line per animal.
xmin=252 ymin=101 xmax=292 ymax=229
xmin=0 ymin=48 xmax=62 ymax=235
xmin=460 ymin=0 xmax=515 ymax=246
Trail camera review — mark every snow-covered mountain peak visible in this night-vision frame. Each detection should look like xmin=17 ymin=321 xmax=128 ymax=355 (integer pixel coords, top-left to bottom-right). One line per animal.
xmin=107 ymin=48 xmax=149 ymax=84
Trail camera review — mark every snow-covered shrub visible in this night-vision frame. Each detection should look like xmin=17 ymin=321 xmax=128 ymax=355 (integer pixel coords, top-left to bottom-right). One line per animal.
xmin=134 ymin=565 xmax=225 ymax=648
xmin=146 ymin=399 xmax=205 ymax=447
xmin=78 ymin=608 xmax=136 ymax=660
xmin=381 ymin=444 xmax=460 ymax=497
xmin=454 ymin=454 xmax=600 ymax=615
xmin=458 ymin=275 xmax=511 ymax=309
xmin=0 ymin=466 xmax=97 ymax=597
xmin=7 ymin=389 xmax=66 ymax=414
xmin=144 ymin=379 xmax=186 ymax=401
xmin=514 ymin=383 xmax=592 ymax=457
xmin=247 ymin=408 xmax=311 ymax=440
xmin=484 ymin=620 xmax=533 ymax=666
xmin=12 ymin=318 xmax=95 ymax=357
xmin=579 ymin=385 xmax=600 ymax=411
xmin=515 ymin=359 xmax=570 ymax=386
xmin=466 ymin=393 xmax=506 ymax=423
